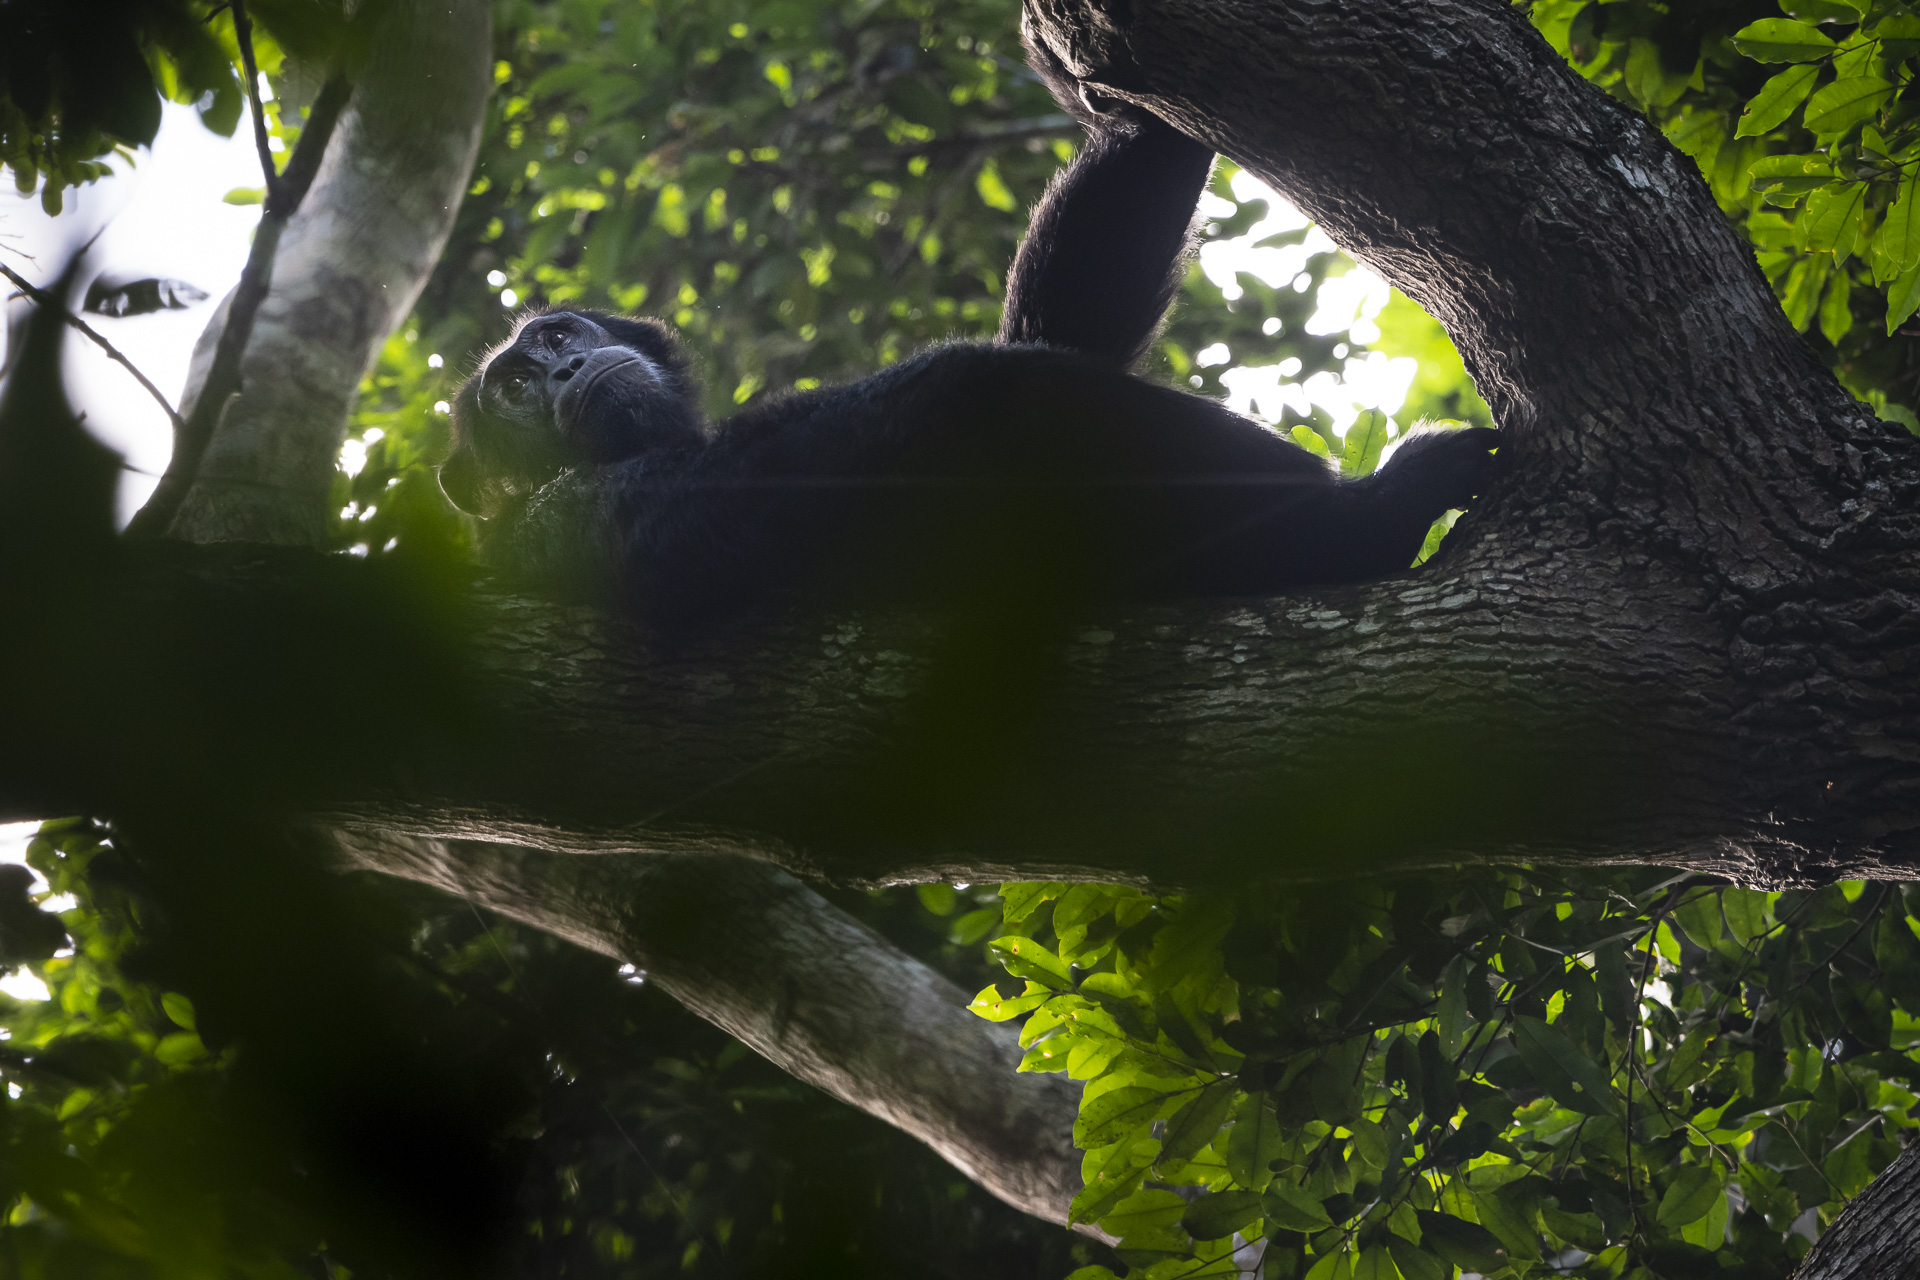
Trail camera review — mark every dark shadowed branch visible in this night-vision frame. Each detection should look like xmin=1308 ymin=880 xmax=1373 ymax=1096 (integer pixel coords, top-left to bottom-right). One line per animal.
xmin=0 ymin=261 xmax=185 ymax=433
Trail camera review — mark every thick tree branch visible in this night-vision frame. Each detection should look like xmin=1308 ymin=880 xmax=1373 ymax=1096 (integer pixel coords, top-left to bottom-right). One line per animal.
xmin=328 ymin=832 xmax=1092 ymax=1229
xmin=2 ymin=535 xmax=1916 ymax=888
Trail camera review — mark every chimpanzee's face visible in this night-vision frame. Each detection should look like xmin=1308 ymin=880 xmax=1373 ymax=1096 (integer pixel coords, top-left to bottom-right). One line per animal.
xmin=440 ymin=310 xmax=701 ymax=516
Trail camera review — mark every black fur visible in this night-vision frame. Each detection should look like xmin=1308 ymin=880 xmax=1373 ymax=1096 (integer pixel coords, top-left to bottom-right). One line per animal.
xmin=441 ymin=71 xmax=1498 ymax=629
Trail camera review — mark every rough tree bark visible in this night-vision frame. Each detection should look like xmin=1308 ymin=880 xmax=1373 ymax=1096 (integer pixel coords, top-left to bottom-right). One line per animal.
xmin=1792 ymin=1140 xmax=1920 ymax=1280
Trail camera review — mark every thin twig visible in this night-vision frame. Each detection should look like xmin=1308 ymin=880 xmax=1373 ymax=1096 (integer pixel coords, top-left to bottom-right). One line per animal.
xmin=124 ymin=71 xmax=351 ymax=539
xmin=0 ymin=262 xmax=186 ymax=433
xmin=230 ymin=0 xmax=283 ymax=209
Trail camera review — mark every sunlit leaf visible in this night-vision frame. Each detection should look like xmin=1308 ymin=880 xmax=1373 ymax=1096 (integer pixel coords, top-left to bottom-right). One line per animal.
xmin=1803 ymin=77 xmax=1893 ymax=135
xmin=1657 ymin=1164 xmax=1723 ymax=1226
xmin=1737 ymin=64 xmax=1820 ymax=136
xmin=1732 ymin=18 xmax=1840 ymax=61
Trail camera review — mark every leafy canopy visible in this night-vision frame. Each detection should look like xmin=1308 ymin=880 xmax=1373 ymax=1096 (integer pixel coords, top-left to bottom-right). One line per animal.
xmin=979 ymin=872 xmax=1920 ymax=1280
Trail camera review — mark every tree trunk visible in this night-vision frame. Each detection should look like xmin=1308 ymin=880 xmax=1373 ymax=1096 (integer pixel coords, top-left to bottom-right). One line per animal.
xmin=158 ymin=0 xmax=492 ymax=545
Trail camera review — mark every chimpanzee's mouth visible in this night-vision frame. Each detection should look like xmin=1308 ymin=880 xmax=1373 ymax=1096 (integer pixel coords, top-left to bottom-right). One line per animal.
xmin=557 ymin=350 xmax=657 ymax=427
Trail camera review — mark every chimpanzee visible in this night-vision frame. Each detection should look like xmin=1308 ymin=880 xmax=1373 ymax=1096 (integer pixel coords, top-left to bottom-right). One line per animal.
xmin=439 ymin=55 xmax=1496 ymax=630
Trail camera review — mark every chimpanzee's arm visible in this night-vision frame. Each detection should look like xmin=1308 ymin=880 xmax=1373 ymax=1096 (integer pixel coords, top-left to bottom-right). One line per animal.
xmin=996 ymin=101 xmax=1215 ymax=367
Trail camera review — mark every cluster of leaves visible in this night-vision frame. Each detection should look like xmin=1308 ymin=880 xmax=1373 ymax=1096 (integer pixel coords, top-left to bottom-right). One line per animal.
xmin=0 ymin=820 xmax=1101 ymax=1277
xmin=1527 ymin=0 xmax=1920 ymax=428
xmin=977 ymin=869 xmax=1920 ymax=1280
xmin=0 ymin=819 xmax=302 ymax=1277
xmin=0 ymin=0 xmax=240 ymax=212
xmin=0 ymin=0 xmax=382 ymax=215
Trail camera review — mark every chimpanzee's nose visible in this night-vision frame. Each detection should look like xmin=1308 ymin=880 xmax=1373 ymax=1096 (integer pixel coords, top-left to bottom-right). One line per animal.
xmin=551 ymin=354 xmax=587 ymax=383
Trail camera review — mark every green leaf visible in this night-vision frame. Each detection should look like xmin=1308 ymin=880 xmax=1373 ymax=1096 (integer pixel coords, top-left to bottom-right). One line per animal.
xmin=998 ymin=882 xmax=1063 ymax=924
xmin=1782 ymin=255 xmax=1831 ymax=330
xmin=1387 ymin=1236 xmax=1449 ymax=1280
xmin=1668 ymin=1025 xmax=1715 ymax=1089
xmin=1511 ymin=1016 xmax=1619 ymax=1116
xmin=1103 ymin=1188 xmax=1190 ymax=1243
xmin=1348 ymin=1116 xmax=1390 ymax=1170
xmin=1303 ymin=1250 xmax=1354 ymax=1280
xmin=1625 ymin=38 xmax=1691 ymax=109
xmin=1680 ymin=1179 xmax=1731 ymax=1246
xmin=949 ymin=906 xmax=999 ymax=945
xmin=1160 ymin=1081 xmax=1239 ymax=1164
xmin=1721 ymin=887 xmax=1772 ymax=944
xmin=1657 ymin=1165 xmax=1722 ymax=1227
xmin=1437 ymin=954 xmax=1471 ymax=1054
xmin=916 ymin=883 xmax=956 ymax=915
xmin=1473 ymin=1184 xmax=1540 ymax=1261
xmin=1353 ymin=1247 xmax=1399 ymax=1280
xmin=1667 ymin=109 xmax=1726 ymax=173
xmin=1784 ymin=0 xmax=1864 ymax=22
xmin=1063 ymin=1269 xmax=1121 ymax=1280
xmin=1875 ymin=171 xmax=1920 ymax=277
xmin=989 ymin=936 xmax=1074 ymax=990
xmin=1886 ymin=261 xmax=1920 ymax=333
xmin=1737 ymin=64 xmax=1820 ymax=137
xmin=1672 ymin=891 xmax=1726 ymax=949
xmin=160 ymin=991 xmax=196 ymax=1031
xmin=1071 ymin=1149 xmax=1148 ymax=1226
xmin=1750 ymin=156 xmax=1833 ymax=206
xmin=1076 ymin=1085 xmax=1171 ymax=1147
xmin=968 ymin=980 xmax=1050 ymax=1021
xmin=1144 ymin=896 xmax=1235 ymax=993
xmin=1732 ymin=18 xmax=1840 ymax=61
xmin=1413 ymin=1210 xmax=1505 ymax=1273
xmin=1225 ymin=1093 xmax=1285 ymax=1190
xmin=154 ymin=1031 xmax=206 ymax=1064
xmin=1820 ymin=270 xmax=1853 ymax=344
xmin=975 ymin=159 xmax=1017 ymax=212
xmin=222 ymin=186 xmax=266 ymax=205
xmin=1264 ymin=1183 xmax=1335 ymax=1232
xmin=1340 ymin=410 xmax=1392 ymax=478
xmin=1183 ymin=1188 xmax=1265 ymax=1241
xmin=1290 ymin=424 xmax=1332 ymax=460
xmin=1053 ymin=884 xmax=1116 ymax=945
xmin=1803 ymin=77 xmax=1892 ymax=135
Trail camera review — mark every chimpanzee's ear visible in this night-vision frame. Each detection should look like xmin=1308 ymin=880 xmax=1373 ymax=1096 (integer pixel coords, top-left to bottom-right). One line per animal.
xmin=439 ymin=381 xmax=490 ymax=514
xmin=438 ymin=443 xmax=484 ymax=514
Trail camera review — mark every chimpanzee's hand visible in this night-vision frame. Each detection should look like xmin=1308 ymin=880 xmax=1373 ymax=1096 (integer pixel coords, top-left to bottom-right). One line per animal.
xmin=1377 ymin=426 xmax=1500 ymax=512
